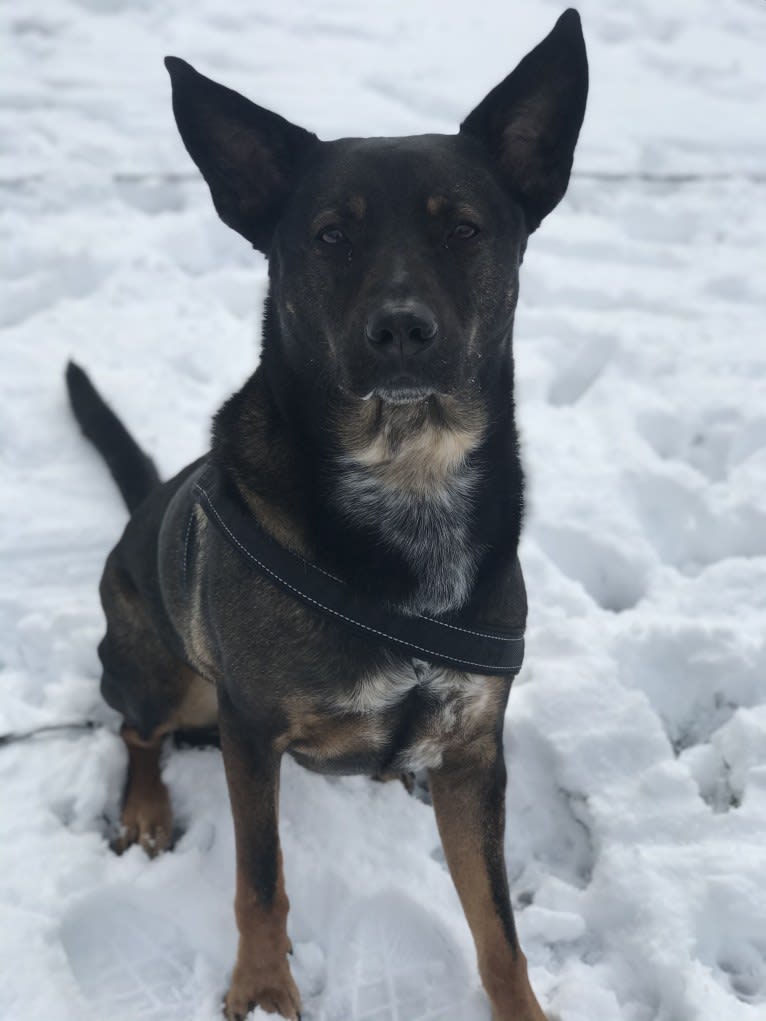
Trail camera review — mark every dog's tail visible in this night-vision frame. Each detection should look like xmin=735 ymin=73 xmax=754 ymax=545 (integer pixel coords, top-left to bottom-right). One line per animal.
xmin=65 ymin=361 xmax=161 ymax=512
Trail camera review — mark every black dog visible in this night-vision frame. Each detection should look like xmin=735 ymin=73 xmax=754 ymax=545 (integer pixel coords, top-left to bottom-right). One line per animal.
xmin=67 ymin=11 xmax=587 ymax=1019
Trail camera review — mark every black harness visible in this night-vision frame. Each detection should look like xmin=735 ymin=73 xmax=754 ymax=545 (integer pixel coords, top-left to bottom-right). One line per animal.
xmin=193 ymin=465 xmax=525 ymax=677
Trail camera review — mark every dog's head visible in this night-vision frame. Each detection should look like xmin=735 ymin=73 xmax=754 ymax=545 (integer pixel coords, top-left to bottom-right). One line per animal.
xmin=166 ymin=10 xmax=587 ymax=408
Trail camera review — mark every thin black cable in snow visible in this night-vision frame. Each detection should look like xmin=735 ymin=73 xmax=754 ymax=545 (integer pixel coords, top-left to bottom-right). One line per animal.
xmin=0 ymin=721 xmax=102 ymax=746
xmin=1 ymin=170 xmax=766 ymax=190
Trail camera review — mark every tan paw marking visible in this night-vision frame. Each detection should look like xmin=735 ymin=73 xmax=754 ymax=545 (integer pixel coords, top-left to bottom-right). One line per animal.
xmin=224 ymin=960 xmax=302 ymax=1020
xmin=112 ymin=782 xmax=173 ymax=858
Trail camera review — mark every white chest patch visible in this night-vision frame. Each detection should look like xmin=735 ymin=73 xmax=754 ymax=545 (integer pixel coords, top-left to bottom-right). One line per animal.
xmin=334 ymin=416 xmax=484 ymax=616
xmin=334 ymin=661 xmax=498 ymax=771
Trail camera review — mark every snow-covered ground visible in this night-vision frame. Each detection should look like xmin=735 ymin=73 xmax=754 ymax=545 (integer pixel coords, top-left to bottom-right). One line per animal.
xmin=1 ymin=2 xmax=765 ymax=1019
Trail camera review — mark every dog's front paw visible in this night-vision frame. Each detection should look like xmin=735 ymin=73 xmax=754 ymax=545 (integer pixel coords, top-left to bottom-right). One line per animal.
xmin=224 ymin=961 xmax=302 ymax=1020
xmin=492 ymin=1000 xmax=549 ymax=1021
xmin=111 ymin=782 xmax=173 ymax=858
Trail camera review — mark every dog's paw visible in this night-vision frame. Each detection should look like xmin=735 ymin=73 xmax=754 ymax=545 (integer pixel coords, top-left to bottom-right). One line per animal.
xmin=492 ymin=1013 xmax=547 ymax=1021
xmin=491 ymin=995 xmax=549 ymax=1021
xmin=494 ymin=1008 xmax=547 ymax=1016
xmin=224 ymin=962 xmax=302 ymax=1020
xmin=493 ymin=1011 xmax=548 ymax=1021
xmin=111 ymin=785 xmax=173 ymax=858
xmin=61 ymin=889 xmax=197 ymax=1020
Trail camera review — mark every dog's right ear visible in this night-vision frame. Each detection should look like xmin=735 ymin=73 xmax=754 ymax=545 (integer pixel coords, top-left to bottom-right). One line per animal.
xmin=459 ymin=10 xmax=588 ymax=233
xmin=165 ymin=58 xmax=319 ymax=253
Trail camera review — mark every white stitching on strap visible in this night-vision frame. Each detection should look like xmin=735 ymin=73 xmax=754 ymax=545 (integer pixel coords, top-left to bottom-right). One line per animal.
xmin=182 ymin=508 xmax=195 ymax=582
xmin=414 ymin=612 xmax=522 ymax=642
xmin=295 ymin=560 xmax=519 ymax=641
xmin=195 ymin=473 xmax=521 ymax=643
xmin=195 ymin=484 xmax=520 ymax=673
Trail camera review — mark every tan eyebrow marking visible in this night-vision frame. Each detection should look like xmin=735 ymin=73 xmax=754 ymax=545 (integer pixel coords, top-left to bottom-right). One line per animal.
xmin=427 ymin=195 xmax=447 ymax=215
xmin=455 ymin=203 xmax=482 ymax=222
xmin=347 ymin=195 xmax=366 ymax=219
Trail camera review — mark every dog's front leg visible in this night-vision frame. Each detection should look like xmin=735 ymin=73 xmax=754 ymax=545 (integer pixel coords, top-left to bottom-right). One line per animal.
xmin=429 ymin=740 xmax=546 ymax=1021
xmin=218 ymin=692 xmax=300 ymax=1021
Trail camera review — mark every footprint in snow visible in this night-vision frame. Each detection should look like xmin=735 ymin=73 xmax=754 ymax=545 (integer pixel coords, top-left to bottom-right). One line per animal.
xmin=636 ymin=406 xmax=749 ymax=483
xmin=532 ymin=521 xmax=648 ymax=612
xmin=717 ymin=945 xmax=766 ymax=1005
xmin=626 ymin=467 xmax=766 ymax=569
xmin=318 ymin=890 xmax=484 ymax=1021
xmin=61 ymin=886 xmax=481 ymax=1021
xmin=60 ymin=890 xmax=197 ymax=1021
xmin=546 ymin=332 xmax=615 ymax=407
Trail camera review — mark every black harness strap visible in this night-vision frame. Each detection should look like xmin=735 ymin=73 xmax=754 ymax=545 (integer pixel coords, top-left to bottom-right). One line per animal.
xmin=193 ymin=465 xmax=525 ymax=676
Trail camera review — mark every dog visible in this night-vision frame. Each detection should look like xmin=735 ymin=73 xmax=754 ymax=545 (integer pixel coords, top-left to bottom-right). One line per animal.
xmin=66 ymin=10 xmax=587 ymax=1020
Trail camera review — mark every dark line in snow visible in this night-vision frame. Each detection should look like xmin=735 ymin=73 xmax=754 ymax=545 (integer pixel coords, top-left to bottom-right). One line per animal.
xmin=1 ymin=170 xmax=766 ymax=190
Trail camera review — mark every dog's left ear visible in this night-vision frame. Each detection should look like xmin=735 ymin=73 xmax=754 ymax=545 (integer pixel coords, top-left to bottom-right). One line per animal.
xmin=460 ymin=9 xmax=588 ymax=233
xmin=164 ymin=57 xmax=319 ymax=253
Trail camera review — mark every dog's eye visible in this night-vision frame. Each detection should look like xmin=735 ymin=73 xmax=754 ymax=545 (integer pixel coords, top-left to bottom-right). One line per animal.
xmin=451 ymin=222 xmax=479 ymax=240
xmin=318 ymin=227 xmax=347 ymax=245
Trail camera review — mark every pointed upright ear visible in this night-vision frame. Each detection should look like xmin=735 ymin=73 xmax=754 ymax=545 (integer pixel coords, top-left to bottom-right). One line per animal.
xmin=460 ymin=9 xmax=588 ymax=233
xmin=164 ymin=57 xmax=319 ymax=252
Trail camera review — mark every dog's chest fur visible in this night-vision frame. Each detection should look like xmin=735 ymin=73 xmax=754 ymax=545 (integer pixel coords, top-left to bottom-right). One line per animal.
xmin=342 ymin=661 xmax=497 ymax=770
xmin=333 ymin=404 xmax=484 ymax=616
xmin=288 ymin=660 xmax=499 ymax=774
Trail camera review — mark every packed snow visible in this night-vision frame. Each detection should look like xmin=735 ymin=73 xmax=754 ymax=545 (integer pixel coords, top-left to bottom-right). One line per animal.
xmin=1 ymin=1 xmax=765 ymax=1020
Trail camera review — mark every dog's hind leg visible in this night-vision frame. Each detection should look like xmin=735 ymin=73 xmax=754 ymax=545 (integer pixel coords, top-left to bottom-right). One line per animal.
xmin=108 ymin=671 xmax=218 ymax=857
xmin=112 ymin=724 xmax=173 ymax=857
xmin=99 ymin=555 xmax=218 ymax=856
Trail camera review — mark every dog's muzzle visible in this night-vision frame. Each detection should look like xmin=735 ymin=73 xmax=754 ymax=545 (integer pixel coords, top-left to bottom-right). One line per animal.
xmin=365 ymin=301 xmax=438 ymax=360
xmin=362 ymin=301 xmax=442 ymax=402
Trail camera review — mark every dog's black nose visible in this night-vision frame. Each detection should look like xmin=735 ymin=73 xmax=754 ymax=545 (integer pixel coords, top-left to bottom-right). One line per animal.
xmin=365 ymin=302 xmax=438 ymax=357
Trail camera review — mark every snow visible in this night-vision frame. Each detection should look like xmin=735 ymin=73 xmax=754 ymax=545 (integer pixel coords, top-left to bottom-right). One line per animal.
xmin=1 ymin=1 xmax=765 ymax=1020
